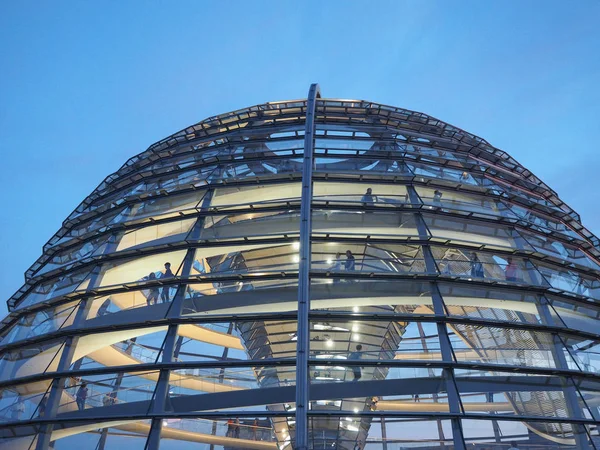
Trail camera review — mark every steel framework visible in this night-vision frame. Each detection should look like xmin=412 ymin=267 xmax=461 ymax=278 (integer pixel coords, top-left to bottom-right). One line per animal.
xmin=1 ymin=85 xmax=600 ymax=449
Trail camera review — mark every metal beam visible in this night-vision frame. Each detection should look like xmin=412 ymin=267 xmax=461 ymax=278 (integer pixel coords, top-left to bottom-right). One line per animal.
xmin=295 ymin=82 xmax=321 ymax=450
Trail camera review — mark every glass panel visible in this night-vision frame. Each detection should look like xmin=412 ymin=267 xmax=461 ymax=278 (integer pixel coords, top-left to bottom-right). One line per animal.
xmin=0 ymin=380 xmax=52 ymax=422
xmin=394 ymin=321 xmax=443 ymax=362
xmin=313 ymin=182 xmax=410 ymax=208
xmin=47 ymin=206 xmax=129 ymax=249
xmin=83 ymin=288 xmax=175 ymax=323
xmin=562 ymin=333 xmax=600 ymax=374
xmin=449 ymin=324 xmax=560 ymax=369
xmin=312 ymin=210 xmax=421 ymax=239
xmin=93 ymin=165 xmax=215 ymax=209
xmin=424 ymin=213 xmax=532 ymax=250
xmin=0 ymin=338 xmax=65 ymax=382
xmin=511 ymin=203 xmax=582 ymax=240
xmin=127 ymin=190 xmax=207 ymax=223
xmin=165 ymin=366 xmax=296 ymax=413
xmin=192 ymin=242 xmax=300 ymax=277
xmin=50 ymin=419 xmax=151 ymax=449
xmin=522 ymin=230 xmax=600 ymax=271
xmin=17 ymin=268 xmax=92 ymax=310
xmin=35 ymin=233 xmax=114 ymax=277
xmin=311 ymin=242 xmax=432 ymax=276
xmin=431 ymin=246 xmax=548 ymax=286
xmin=309 ymin=364 xmax=444 ymax=386
xmin=309 ymin=319 xmax=407 ymax=363
xmin=58 ymin=371 xmax=158 ymax=414
xmin=183 ymin=278 xmax=299 ymax=316
xmin=547 ymin=295 xmax=600 ymax=335
xmin=167 ymin=366 xmax=271 ymax=398
xmin=308 ymin=416 xmax=453 ymax=449
xmin=310 ymin=279 xmax=434 ymax=314
xmin=211 ymin=182 xmax=301 ymax=208
xmin=200 ymin=209 xmax=300 ymax=241
xmin=573 ymin=378 xmax=600 ymax=422
xmin=96 ymin=250 xmax=187 ymax=289
xmin=314 ymin=156 xmax=414 ymax=176
xmin=67 ymin=327 xmax=169 ymax=373
xmin=411 ymin=161 xmax=492 ymax=188
xmin=0 ymin=427 xmax=38 ymax=450
xmin=405 ymin=143 xmax=470 ymax=163
xmin=205 ymin=158 xmax=290 ymax=182
xmin=158 ymin=417 xmax=277 ymax=449
xmin=172 ymin=320 xmax=296 ymax=362
xmin=462 ymin=418 xmax=591 ymax=448
xmin=314 ymin=136 xmax=376 ymax=153
xmin=438 ymin=283 xmax=544 ymax=325
xmin=535 ymin=262 xmax=600 ymax=300
xmin=1 ymin=301 xmax=79 ymax=345
xmin=114 ymin=217 xmax=196 ymax=252
xmin=416 ymin=185 xmax=519 ymax=219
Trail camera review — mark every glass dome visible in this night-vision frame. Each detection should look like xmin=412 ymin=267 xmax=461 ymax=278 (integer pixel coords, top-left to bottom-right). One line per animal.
xmin=1 ymin=85 xmax=599 ymax=450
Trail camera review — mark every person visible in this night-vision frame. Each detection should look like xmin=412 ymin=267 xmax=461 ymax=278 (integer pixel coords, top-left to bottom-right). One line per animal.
xmin=460 ymin=171 xmax=469 ymax=182
xmin=102 ymin=393 xmax=114 ymax=407
xmin=348 ymin=344 xmax=363 ymax=381
xmin=226 ymin=418 xmax=235 ymax=437
xmin=252 ymin=418 xmax=259 ymax=440
xmin=160 ymin=262 xmax=174 ymax=302
xmin=487 ymin=392 xmax=494 ymax=403
xmin=37 ymin=396 xmax=47 ymax=418
xmin=234 ymin=417 xmax=240 ymax=438
xmin=433 ymin=189 xmax=443 ymax=205
xmin=331 ymin=253 xmax=342 ymax=271
xmin=76 ymin=382 xmax=88 ymax=411
xmin=504 ymin=257 xmax=518 ymax=282
xmin=508 ymin=442 xmax=520 ymax=450
xmin=345 ymin=250 xmax=355 ymax=272
xmin=470 ymin=252 xmax=484 ymax=278
xmin=146 ymin=272 xmax=160 ymax=305
xmin=97 ymin=298 xmax=111 ymax=316
xmin=413 ymin=394 xmax=420 ymax=402
xmin=361 ymin=188 xmax=374 ymax=207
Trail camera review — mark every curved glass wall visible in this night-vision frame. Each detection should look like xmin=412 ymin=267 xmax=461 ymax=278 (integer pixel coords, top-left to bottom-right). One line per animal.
xmin=1 ymin=90 xmax=600 ymax=450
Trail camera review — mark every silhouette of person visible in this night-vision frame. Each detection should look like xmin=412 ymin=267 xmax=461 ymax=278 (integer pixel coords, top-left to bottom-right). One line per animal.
xmin=348 ymin=344 xmax=363 ymax=381
xmin=161 ymin=262 xmax=174 ymax=302
xmin=147 ymin=272 xmax=160 ymax=305
xmin=345 ymin=250 xmax=355 ymax=271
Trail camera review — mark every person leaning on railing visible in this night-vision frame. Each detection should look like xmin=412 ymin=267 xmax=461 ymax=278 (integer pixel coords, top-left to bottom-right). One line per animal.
xmin=361 ymin=188 xmax=374 ymax=208
xmin=160 ymin=262 xmax=174 ymax=302
xmin=226 ymin=418 xmax=235 ymax=437
xmin=348 ymin=345 xmax=363 ymax=381
xmin=76 ymin=382 xmax=88 ymax=411
xmin=470 ymin=252 xmax=484 ymax=278
xmin=345 ymin=250 xmax=355 ymax=272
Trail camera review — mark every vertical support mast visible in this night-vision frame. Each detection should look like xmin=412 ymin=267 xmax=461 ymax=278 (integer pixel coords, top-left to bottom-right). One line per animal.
xmin=295 ymin=83 xmax=321 ymax=450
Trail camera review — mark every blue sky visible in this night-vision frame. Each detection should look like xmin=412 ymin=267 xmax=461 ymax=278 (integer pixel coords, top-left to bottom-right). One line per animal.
xmin=1 ymin=1 xmax=599 ymax=317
